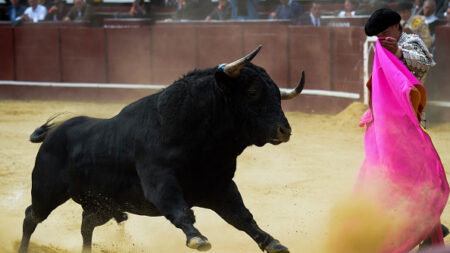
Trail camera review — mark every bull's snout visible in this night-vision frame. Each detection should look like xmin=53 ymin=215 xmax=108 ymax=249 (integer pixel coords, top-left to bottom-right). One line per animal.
xmin=277 ymin=124 xmax=292 ymax=141
xmin=270 ymin=124 xmax=291 ymax=144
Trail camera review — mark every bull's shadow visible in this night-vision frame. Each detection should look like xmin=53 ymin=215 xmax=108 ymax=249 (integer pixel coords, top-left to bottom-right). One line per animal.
xmin=18 ymin=45 xmax=305 ymax=253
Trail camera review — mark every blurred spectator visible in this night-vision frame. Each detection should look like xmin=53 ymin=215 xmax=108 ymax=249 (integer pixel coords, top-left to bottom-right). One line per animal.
xmin=18 ymin=0 xmax=47 ymax=22
xmin=151 ymin=0 xmax=164 ymax=6
xmin=129 ymin=0 xmax=150 ymax=17
xmin=172 ymin=0 xmax=202 ymax=20
xmin=354 ymin=0 xmax=389 ymax=15
xmin=63 ymin=0 xmax=94 ymax=22
xmin=412 ymin=0 xmax=425 ymax=16
xmin=164 ymin=0 xmax=177 ymax=6
xmin=298 ymin=1 xmax=321 ymax=26
xmin=435 ymin=0 xmax=448 ymax=18
xmin=198 ymin=0 xmax=214 ymax=19
xmin=423 ymin=0 xmax=439 ymax=34
xmin=40 ymin=0 xmax=52 ymax=10
xmin=229 ymin=0 xmax=259 ymax=20
xmin=446 ymin=4 xmax=450 ymax=23
xmin=268 ymin=0 xmax=302 ymax=24
xmin=372 ymin=0 xmax=390 ymax=11
xmin=396 ymin=0 xmax=432 ymax=49
xmin=8 ymin=0 xmax=26 ymax=21
xmin=205 ymin=0 xmax=231 ymax=20
xmin=45 ymin=0 xmax=69 ymax=21
xmin=337 ymin=0 xmax=357 ymax=17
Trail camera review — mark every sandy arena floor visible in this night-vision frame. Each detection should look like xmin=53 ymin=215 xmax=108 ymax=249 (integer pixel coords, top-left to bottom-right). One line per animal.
xmin=0 ymin=99 xmax=449 ymax=253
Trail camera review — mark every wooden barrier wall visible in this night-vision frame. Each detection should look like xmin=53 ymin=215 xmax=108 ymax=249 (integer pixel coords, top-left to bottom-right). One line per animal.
xmin=0 ymin=21 xmax=365 ymax=88
xmin=0 ymin=27 xmax=14 ymax=80
xmin=0 ymin=22 xmax=448 ymax=115
xmin=426 ymin=26 xmax=450 ymax=122
xmin=429 ymin=26 xmax=450 ymax=101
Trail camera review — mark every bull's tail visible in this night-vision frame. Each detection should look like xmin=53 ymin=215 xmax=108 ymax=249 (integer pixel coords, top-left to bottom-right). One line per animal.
xmin=30 ymin=112 xmax=68 ymax=143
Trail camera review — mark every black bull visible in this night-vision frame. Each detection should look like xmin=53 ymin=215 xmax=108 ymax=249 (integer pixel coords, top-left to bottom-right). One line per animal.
xmin=19 ymin=46 xmax=305 ymax=253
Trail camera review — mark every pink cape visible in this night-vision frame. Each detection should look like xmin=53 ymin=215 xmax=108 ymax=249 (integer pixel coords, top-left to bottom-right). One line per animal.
xmin=355 ymin=40 xmax=449 ymax=252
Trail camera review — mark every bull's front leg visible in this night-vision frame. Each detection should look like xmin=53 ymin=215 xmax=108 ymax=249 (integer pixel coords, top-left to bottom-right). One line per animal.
xmin=137 ymin=166 xmax=211 ymax=251
xmin=205 ymin=181 xmax=289 ymax=253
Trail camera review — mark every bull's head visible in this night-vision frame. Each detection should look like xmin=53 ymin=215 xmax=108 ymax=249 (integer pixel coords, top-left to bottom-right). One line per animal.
xmin=214 ymin=45 xmax=305 ymax=147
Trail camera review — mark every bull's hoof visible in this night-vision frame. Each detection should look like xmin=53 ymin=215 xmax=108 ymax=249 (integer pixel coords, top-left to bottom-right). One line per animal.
xmin=187 ymin=236 xmax=211 ymax=251
xmin=113 ymin=212 xmax=128 ymax=223
xmin=265 ymin=239 xmax=289 ymax=253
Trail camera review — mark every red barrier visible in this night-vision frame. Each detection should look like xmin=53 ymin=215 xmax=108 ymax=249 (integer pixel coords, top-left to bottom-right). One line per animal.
xmin=14 ymin=26 xmax=60 ymax=82
xmin=429 ymin=26 xmax=450 ymax=101
xmin=103 ymin=18 xmax=153 ymax=27
xmin=106 ymin=27 xmax=152 ymax=84
xmin=1 ymin=22 xmax=449 ymax=115
xmin=321 ymin=17 xmax=369 ymax=27
xmin=0 ymin=85 xmax=158 ymax=102
xmin=288 ymin=26 xmax=331 ymax=91
xmin=426 ymin=26 xmax=450 ymax=122
xmin=331 ymin=26 xmax=365 ymax=94
xmin=60 ymin=27 xmax=107 ymax=83
xmin=244 ymin=24 xmax=289 ymax=87
xmin=0 ymin=27 xmax=14 ymax=80
xmin=151 ymin=24 xmax=197 ymax=84
xmin=196 ymin=25 xmax=243 ymax=69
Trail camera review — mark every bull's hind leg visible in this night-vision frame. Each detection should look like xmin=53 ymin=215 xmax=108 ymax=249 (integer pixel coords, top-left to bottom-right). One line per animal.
xmin=18 ymin=206 xmax=38 ymax=253
xmin=18 ymin=192 xmax=69 ymax=253
xmin=80 ymin=211 xmax=113 ymax=253
xmin=19 ymin=155 xmax=70 ymax=253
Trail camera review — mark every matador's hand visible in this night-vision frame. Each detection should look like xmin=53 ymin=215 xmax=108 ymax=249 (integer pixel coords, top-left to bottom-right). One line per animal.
xmin=380 ymin=37 xmax=402 ymax=58
xmin=380 ymin=37 xmax=398 ymax=54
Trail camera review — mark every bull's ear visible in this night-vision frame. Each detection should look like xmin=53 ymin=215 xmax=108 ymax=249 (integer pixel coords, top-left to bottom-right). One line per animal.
xmin=215 ymin=68 xmax=233 ymax=94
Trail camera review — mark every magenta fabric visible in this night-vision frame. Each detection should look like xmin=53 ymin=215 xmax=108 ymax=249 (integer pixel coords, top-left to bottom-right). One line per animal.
xmin=356 ymin=40 xmax=449 ymax=252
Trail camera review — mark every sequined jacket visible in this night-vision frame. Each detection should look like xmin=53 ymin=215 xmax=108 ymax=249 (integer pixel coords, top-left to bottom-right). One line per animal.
xmin=402 ymin=15 xmax=432 ymax=50
xmin=398 ymin=32 xmax=436 ymax=83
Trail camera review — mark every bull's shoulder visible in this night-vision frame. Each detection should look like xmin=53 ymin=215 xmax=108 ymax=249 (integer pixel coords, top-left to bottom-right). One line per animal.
xmin=157 ymin=76 xmax=220 ymax=117
xmin=117 ymin=93 xmax=160 ymax=119
xmin=182 ymin=67 xmax=216 ymax=80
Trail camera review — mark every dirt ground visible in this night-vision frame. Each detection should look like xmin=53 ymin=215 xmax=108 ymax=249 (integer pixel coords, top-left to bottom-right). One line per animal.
xmin=0 ymin=99 xmax=449 ymax=253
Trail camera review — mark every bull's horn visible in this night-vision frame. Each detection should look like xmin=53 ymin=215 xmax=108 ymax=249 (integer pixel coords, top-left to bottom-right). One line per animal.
xmin=280 ymin=71 xmax=305 ymax=100
xmin=223 ymin=45 xmax=262 ymax=78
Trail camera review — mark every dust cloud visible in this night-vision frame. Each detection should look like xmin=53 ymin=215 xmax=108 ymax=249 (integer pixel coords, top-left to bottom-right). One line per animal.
xmin=0 ymin=100 xmax=449 ymax=253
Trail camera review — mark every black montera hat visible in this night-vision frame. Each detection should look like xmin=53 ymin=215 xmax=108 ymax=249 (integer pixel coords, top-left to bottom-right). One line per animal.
xmin=364 ymin=8 xmax=401 ymax=36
